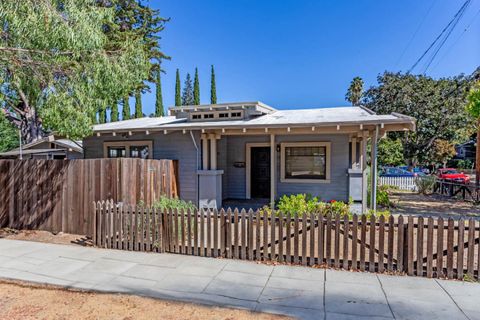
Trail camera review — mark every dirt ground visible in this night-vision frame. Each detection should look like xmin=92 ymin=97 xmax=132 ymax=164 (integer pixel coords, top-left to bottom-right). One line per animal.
xmin=389 ymin=191 xmax=480 ymax=219
xmin=0 ymin=228 xmax=90 ymax=246
xmin=0 ymin=280 xmax=288 ymax=320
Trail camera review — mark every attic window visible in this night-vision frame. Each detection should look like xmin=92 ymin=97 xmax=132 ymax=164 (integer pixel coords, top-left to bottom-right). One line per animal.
xmin=192 ymin=114 xmax=201 ymax=119
xmin=231 ymin=112 xmax=242 ymax=118
xmin=203 ymin=113 xmax=214 ymax=119
xmin=219 ymin=113 xmax=229 ymax=118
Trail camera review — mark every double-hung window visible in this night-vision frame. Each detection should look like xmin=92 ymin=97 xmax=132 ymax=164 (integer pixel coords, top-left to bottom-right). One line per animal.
xmin=280 ymin=142 xmax=331 ymax=183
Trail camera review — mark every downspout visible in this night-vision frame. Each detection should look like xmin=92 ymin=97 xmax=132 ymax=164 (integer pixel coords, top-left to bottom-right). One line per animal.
xmin=371 ymin=125 xmax=379 ymax=212
xmin=190 ymin=130 xmax=200 ymax=206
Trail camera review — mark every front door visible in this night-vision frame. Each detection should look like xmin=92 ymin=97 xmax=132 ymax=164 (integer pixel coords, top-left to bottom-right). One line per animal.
xmin=251 ymin=147 xmax=270 ymax=198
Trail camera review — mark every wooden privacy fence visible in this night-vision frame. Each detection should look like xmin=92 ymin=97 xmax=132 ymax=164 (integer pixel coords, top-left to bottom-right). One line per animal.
xmin=94 ymin=202 xmax=479 ymax=280
xmin=0 ymin=159 xmax=178 ymax=236
xmin=379 ymin=176 xmax=417 ymax=191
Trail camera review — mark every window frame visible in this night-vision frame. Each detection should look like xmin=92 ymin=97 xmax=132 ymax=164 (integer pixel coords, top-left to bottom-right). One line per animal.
xmin=103 ymin=140 xmax=153 ymax=159
xmin=280 ymin=142 xmax=331 ymax=183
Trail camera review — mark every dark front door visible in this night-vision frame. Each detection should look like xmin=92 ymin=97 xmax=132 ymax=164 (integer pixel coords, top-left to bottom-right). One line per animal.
xmin=251 ymin=147 xmax=270 ymax=198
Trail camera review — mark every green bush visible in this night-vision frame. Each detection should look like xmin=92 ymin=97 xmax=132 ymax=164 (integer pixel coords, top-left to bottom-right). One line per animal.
xmin=277 ymin=194 xmax=319 ymax=215
xmin=415 ymin=176 xmax=436 ymax=195
xmin=152 ymin=196 xmax=196 ymax=212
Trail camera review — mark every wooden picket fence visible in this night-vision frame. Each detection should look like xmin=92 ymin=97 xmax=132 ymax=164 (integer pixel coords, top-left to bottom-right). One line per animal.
xmin=94 ymin=201 xmax=479 ymax=280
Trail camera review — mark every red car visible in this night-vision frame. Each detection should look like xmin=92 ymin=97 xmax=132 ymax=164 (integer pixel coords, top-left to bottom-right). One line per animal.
xmin=437 ymin=168 xmax=470 ymax=183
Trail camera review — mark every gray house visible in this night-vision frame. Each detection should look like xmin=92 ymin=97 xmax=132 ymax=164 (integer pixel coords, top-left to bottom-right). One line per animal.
xmin=83 ymin=102 xmax=415 ymax=212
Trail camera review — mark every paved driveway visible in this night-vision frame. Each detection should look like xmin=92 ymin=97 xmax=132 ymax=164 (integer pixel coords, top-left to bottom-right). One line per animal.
xmin=0 ymin=239 xmax=478 ymax=320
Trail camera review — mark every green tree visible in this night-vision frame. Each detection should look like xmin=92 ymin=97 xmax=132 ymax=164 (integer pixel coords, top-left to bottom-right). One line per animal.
xmin=0 ymin=0 xmax=166 ymax=142
xmin=432 ymin=139 xmax=456 ymax=168
xmin=135 ymin=91 xmax=143 ymax=118
xmin=0 ymin=112 xmax=19 ymax=152
xmin=122 ymin=96 xmax=130 ymax=120
xmin=110 ymin=102 xmax=119 ymax=122
xmin=182 ymin=73 xmax=194 ymax=106
xmin=193 ymin=67 xmax=200 ymax=105
xmin=210 ymin=65 xmax=217 ymax=104
xmin=346 ymin=76 xmax=364 ymax=106
xmin=175 ymin=69 xmax=181 ymax=106
xmin=363 ymin=71 xmax=476 ymax=166
xmin=98 ymin=108 xmax=107 ymax=124
xmin=155 ymin=68 xmax=164 ymax=117
xmin=378 ymin=137 xmax=404 ymax=167
xmin=466 ymin=80 xmax=480 ymax=185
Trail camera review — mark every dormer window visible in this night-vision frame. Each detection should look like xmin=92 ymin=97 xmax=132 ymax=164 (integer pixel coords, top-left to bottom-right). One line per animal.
xmin=219 ymin=113 xmax=229 ymax=118
xmin=231 ymin=112 xmax=242 ymax=118
xmin=203 ymin=113 xmax=214 ymax=119
xmin=192 ymin=114 xmax=201 ymax=119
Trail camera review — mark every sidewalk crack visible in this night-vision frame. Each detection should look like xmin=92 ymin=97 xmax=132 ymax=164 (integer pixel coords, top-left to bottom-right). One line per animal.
xmin=376 ymin=274 xmax=396 ymax=319
xmin=435 ymin=279 xmax=471 ymax=320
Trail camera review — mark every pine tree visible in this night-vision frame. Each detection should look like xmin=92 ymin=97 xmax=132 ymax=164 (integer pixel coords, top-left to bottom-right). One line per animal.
xmin=111 ymin=102 xmax=119 ymax=122
xmin=122 ymin=96 xmax=130 ymax=120
xmin=182 ymin=73 xmax=194 ymax=106
xmin=155 ymin=68 xmax=164 ymax=116
xmin=210 ymin=65 xmax=217 ymax=104
xmin=135 ymin=91 xmax=143 ymax=118
xmin=175 ymin=69 xmax=181 ymax=106
xmin=193 ymin=67 xmax=200 ymax=105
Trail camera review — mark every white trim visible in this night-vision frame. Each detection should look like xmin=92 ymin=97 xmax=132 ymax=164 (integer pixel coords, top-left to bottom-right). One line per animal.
xmin=103 ymin=140 xmax=153 ymax=159
xmin=245 ymin=142 xmax=270 ymax=199
xmin=280 ymin=142 xmax=331 ymax=183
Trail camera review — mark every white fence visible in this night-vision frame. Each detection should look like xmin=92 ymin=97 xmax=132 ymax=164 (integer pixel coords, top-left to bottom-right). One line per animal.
xmin=378 ymin=176 xmax=417 ymax=191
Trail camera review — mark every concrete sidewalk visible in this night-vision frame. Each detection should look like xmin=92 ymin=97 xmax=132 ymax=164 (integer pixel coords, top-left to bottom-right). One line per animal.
xmin=0 ymin=239 xmax=478 ymax=320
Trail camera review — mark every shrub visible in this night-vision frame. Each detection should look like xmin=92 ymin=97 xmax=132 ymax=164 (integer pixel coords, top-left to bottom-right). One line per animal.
xmin=365 ymin=209 xmax=391 ymax=220
xmin=277 ymin=194 xmax=320 ymax=216
xmin=152 ymin=196 xmax=197 ymax=212
xmin=415 ymin=176 xmax=436 ymax=195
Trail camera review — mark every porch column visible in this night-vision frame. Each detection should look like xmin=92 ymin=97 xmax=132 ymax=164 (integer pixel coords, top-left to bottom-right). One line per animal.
xmin=209 ymin=133 xmax=217 ymax=170
xmin=370 ymin=126 xmax=379 ymax=211
xmin=361 ymin=133 xmax=368 ymax=213
xmin=351 ymin=137 xmax=357 ymax=168
xmin=201 ymin=134 xmax=209 ymax=170
xmin=270 ymin=134 xmax=276 ymax=208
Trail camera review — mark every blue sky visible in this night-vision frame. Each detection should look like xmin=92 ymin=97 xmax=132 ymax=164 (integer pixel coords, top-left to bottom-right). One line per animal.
xmin=137 ymin=0 xmax=480 ymax=115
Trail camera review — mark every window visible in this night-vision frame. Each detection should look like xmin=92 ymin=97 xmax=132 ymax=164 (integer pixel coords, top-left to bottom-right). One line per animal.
xmin=219 ymin=113 xmax=229 ymax=118
xmin=230 ymin=112 xmax=242 ymax=118
xmin=203 ymin=113 xmax=214 ymax=119
xmin=280 ymin=142 xmax=330 ymax=183
xmin=192 ymin=114 xmax=201 ymax=119
xmin=130 ymin=145 xmax=149 ymax=159
xmin=108 ymin=146 xmax=126 ymax=158
xmin=103 ymin=141 xmax=152 ymax=159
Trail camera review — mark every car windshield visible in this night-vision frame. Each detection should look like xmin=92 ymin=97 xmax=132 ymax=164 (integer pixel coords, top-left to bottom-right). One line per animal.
xmin=442 ymin=170 xmax=458 ymax=174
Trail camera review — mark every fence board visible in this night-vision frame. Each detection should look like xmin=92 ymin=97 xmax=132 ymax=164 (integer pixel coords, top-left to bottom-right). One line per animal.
xmin=0 ymin=159 xmax=178 ymax=236
xmin=93 ymin=204 xmax=480 ymax=281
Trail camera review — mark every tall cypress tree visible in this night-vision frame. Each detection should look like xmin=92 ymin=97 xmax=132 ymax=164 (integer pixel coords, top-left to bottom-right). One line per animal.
xmin=182 ymin=73 xmax=194 ymax=106
xmin=210 ymin=65 xmax=217 ymax=104
xmin=110 ymin=101 xmax=119 ymax=122
xmin=135 ymin=91 xmax=143 ymax=118
xmin=98 ymin=108 xmax=106 ymax=124
xmin=122 ymin=96 xmax=130 ymax=120
xmin=175 ymin=69 xmax=181 ymax=106
xmin=193 ymin=67 xmax=200 ymax=105
xmin=155 ymin=68 xmax=164 ymax=116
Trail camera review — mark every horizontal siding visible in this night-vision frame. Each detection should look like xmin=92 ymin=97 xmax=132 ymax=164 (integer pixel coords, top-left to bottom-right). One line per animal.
xmin=83 ymin=131 xmax=200 ymax=204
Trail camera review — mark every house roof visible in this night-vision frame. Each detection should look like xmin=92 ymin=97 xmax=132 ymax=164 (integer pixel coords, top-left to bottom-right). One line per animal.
xmin=92 ymin=104 xmax=415 ymax=133
xmin=4 ymin=134 xmax=83 ymax=155
xmin=0 ymin=148 xmax=70 ymax=157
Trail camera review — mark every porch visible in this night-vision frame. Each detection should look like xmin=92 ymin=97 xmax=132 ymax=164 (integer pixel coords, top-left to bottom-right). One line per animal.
xmin=197 ymin=127 xmax=381 ymax=213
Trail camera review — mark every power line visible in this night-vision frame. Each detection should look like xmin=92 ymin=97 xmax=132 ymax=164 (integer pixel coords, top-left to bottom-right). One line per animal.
xmin=422 ymin=0 xmax=471 ymax=73
xmin=408 ymin=0 xmax=471 ymax=74
xmin=431 ymin=7 xmax=480 ymax=72
xmin=395 ymin=0 xmax=437 ymax=69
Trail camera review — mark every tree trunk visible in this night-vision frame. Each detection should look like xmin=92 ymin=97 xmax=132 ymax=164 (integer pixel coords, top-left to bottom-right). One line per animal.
xmin=18 ymin=104 xmax=44 ymax=144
